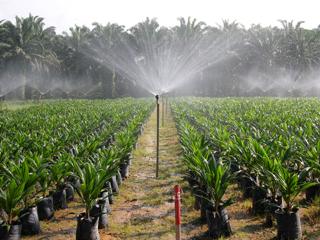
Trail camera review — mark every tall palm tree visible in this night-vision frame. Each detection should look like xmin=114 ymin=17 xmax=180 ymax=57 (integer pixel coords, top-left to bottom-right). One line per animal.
xmin=63 ymin=25 xmax=92 ymax=78
xmin=90 ymin=23 xmax=126 ymax=97
xmin=246 ymin=25 xmax=281 ymax=69
xmin=278 ymin=20 xmax=320 ymax=81
xmin=0 ymin=14 xmax=59 ymax=99
xmin=173 ymin=17 xmax=206 ymax=44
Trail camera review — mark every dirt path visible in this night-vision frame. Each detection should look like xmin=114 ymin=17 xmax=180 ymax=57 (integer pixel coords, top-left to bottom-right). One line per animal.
xmin=103 ymin=104 xmax=190 ymax=240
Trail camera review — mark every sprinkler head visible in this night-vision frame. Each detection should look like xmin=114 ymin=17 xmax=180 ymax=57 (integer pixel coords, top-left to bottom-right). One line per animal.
xmin=155 ymin=94 xmax=159 ymax=100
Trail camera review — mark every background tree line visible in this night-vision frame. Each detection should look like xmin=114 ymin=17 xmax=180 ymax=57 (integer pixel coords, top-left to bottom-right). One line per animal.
xmin=1 ymin=15 xmax=320 ymax=99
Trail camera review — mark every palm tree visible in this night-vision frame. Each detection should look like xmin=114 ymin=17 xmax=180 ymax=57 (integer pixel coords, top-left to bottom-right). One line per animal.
xmin=243 ymin=25 xmax=283 ymax=90
xmin=173 ymin=17 xmax=206 ymax=44
xmin=63 ymin=25 xmax=92 ymax=82
xmin=246 ymin=25 xmax=281 ymax=70
xmin=90 ymin=23 xmax=126 ymax=97
xmin=0 ymin=14 xmax=59 ymax=99
xmin=278 ymin=20 xmax=320 ymax=81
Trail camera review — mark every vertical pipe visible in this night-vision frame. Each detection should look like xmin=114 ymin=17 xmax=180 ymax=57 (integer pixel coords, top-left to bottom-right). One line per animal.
xmin=166 ymin=95 xmax=168 ymax=114
xmin=156 ymin=95 xmax=159 ymax=178
xmin=0 ymin=96 xmax=3 ymax=111
xmin=162 ymin=95 xmax=165 ymax=127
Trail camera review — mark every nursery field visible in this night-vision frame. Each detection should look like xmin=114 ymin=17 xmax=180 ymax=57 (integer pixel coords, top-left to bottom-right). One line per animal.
xmin=1 ymin=97 xmax=320 ymax=240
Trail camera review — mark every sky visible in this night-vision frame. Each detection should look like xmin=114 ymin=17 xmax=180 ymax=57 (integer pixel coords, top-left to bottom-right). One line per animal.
xmin=0 ymin=0 xmax=319 ymax=33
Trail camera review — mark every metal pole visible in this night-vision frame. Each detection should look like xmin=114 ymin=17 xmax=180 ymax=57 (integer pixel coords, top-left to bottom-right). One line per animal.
xmin=166 ymin=95 xmax=168 ymax=114
xmin=162 ymin=95 xmax=165 ymax=127
xmin=155 ymin=95 xmax=159 ymax=178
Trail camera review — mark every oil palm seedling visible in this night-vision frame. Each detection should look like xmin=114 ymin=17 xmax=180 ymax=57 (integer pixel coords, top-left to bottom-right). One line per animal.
xmin=28 ymin=155 xmax=55 ymax=221
xmin=95 ymin=148 xmax=120 ymax=227
xmin=179 ymin=122 xmax=233 ymax=238
xmin=229 ymin=136 xmax=265 ymax=204
xmin=0 ymin=161 xmax=39 ymax=238
xmin=114 ymin=129 xmax=135 ymax=178
xmin=36 ymin=167 xmax=55 ymax=220
xmin=49 ymin=154 xmax=71 ymax=210
xmin=15 ymin=161 xmax=41 ymax=236
xmin=69 ymin=153 xmax=118 ymax=240
xmin=268 ymin=162 xmax=315 ymax=239
xmin=304 ymin=140 xmax=320 ymax=202
xmin=179 ymin=121 xmax=210 ymax=217
xmin=0 ymin=176 xmax=25 ymax=239
xmin=200 ymin=157 xmax=233 ymax=239
xmin=251 ymin=144 xmax=284 ymax=227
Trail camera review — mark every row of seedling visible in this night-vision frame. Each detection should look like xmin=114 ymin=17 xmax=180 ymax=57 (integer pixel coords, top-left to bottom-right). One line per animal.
xmin=172 ymin=98 xmax=320 ymax=240
xmin=0 ymin=99 xmax=153 ymax=240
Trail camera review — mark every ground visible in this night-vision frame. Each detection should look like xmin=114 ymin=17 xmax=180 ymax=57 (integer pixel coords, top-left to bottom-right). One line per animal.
xmin=22 ymin=102 xmax=320 ymax=240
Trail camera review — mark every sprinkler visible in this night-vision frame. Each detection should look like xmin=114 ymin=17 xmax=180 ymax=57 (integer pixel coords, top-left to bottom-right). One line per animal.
xmin=165 ymin=94 xmax=168 ymax=115
xmin=155 ymin=94 xmax=160 ymax=178
xmin=0 ymin=95 xmax=4 ymax=111
xmin=162 ymin=95 xmax=165 ymax=127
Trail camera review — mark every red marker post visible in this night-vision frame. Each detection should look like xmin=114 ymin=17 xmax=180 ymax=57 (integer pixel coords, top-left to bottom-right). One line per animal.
xmin=174 ymin=185 xmax=181 ymax=240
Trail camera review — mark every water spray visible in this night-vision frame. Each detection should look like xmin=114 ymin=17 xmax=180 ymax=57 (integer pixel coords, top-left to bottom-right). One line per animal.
xmin=155 ymin=94 xmax=160 ymax=178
